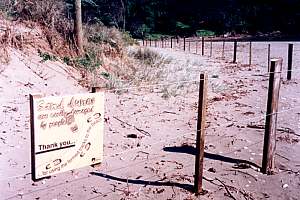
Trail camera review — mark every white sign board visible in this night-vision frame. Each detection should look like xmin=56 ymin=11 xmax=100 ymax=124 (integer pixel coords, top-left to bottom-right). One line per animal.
xmin=30 ymin=92 xmax=104 ymax=180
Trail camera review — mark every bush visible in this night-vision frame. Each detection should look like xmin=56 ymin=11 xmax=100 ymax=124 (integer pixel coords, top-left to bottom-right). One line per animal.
xmin=196 ymin=30 xmax=215 ymax=37
xmin=85 ymin=24 xmax=124 ymax=53
xmin=38 ymin=50 xmax=57 ymax=62
xmin=122 ymin=31 xmax=137 ymax=46
xmin=62 ymin=48 xmax=102 ymax=73
xmin=130 ymin=48 xmax=165 ymax=67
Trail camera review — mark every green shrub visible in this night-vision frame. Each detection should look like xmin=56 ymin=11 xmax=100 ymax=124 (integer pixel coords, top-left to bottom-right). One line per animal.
xmin=74 ymin=50 xmax=102 ymax=73
xmin=130 ymin=48 xmax=167 ymax=67
xmin=122 ymin=31 xmax=137 ymax=46
xmin=196 ymin=30 xmax=215 ymax=37
xmin=62 ymin=49 xmax=102 ymax=73
xmin=38 ymin=50 xmax=57 ymax=62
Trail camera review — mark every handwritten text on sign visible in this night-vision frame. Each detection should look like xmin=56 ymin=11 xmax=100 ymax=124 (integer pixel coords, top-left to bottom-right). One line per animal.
xmin=31 ymin=93 xmax=104 ymax=180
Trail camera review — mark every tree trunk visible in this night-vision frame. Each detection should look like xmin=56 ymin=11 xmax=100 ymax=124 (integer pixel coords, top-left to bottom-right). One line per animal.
xmin=75 ymin=0 xmax=83 ymax=55
xmin=120 ymin=0 xmax=126 ymax=31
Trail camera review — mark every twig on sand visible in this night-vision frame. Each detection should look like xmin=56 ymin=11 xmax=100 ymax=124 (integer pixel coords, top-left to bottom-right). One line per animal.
xmin=226 ymin=169 xmax=258 ymax=181
xmin=215 ymin=178 xmax=237 ymax=200
xmin=162 ymin=111 xmax=178 ymax=115
xmin=247 ymin=124 xmax=299 ymax=136
xmin=113 ymin=116 xmax=151 ymax=136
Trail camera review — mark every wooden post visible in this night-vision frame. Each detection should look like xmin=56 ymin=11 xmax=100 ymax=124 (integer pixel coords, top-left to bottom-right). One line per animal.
xmin=194 ymin=73 xmax=207 ymax=194
xmin=233 ymin=40 xmax=237 ymax=63
xmin=196 ymin=41 xmax=198 ymax=54
xmin=287 ymin=43 xmax=293 ymax=80
xmin=142 ymin=39 xmax=144 ymax=46
xmin=91 ymin=87 xmax=104 ymax=93
xmin=209 ymin=39 xmax=212 ymax=57
xmin=184 ymin=37 xmax=186 ymax=51
xmin=171 ymin=37 xmax=173 ymax=49
xmin=188 ymin=41 xmax=191 ymax=52
xmin=30 ymin=93 xmax=44 ymax=181
xmin=261 ymin=58 xmax=283 ymax=174
xmin=222 ymin=40 xmax=225 ymax=59
xmin=149 ymin=39 xmax=152 ymax=47
xmin=155 ymin=40 xmax=157 ymax=47
xmin=202 ymin=37 xmax=205 ymax=56
xmin=145 ymin=40 xmax=147 ymax=47
xmin=267 ymin=44 xmax=271 ymax=71
xmin=249 ymin=41 xmax=252 ymax=66
xmin=161 ymin=37 xmax=164 ymax=48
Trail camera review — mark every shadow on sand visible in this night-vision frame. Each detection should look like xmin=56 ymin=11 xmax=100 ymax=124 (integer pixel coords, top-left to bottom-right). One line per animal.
xmin=163 ymin=145 xmax=261 ymax=169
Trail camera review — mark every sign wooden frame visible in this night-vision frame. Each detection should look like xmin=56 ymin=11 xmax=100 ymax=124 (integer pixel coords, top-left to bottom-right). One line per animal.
xmin=30 ymin=92 xmax=104 ymax=181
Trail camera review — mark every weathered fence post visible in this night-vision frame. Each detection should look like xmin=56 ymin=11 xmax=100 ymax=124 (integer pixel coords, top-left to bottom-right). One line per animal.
xmin=209 ymin=39 xmax=212 ymax=57
xmin=202 ymin=37 xmax=205 ymax=56
xmin=249 ymin=41 xmax=252 ymax=66
xmin=30 ymin=93 xmax=44 ymax=181
xmin=287 ymin=43 xmax=293 ymax=80
xmin=149 ymin=39 xmax=152 ymax=47
xmin=233 ymin=40 xmax=237 ymax=63
xmin=194 ymin=73 xmax=208 ymax=194
xmin=171 ymin=37 xmax=173 ymax=49
xmin=261 ymin=58 xmax=283 ymax=174
xmin=161 ymin=37 xmax=164 ymax=48
xmin=267 ymin=44 xmax=271 ymax=71
xmin=155 ymin=39 xmax=157 ymax=47
xmin=188 ymin=40 xmax=191 ymax=52
xmin=184 ymin=37 xmax=186 ymax=51
xmin=142 ymin=39 xmax=145 ymax=46
xmin=222 ymin=40 xmax=225 ymax=59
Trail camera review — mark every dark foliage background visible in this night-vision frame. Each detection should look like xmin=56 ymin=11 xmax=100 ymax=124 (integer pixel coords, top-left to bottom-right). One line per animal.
xmin=2 ymin=0 xmax=300 ymax=38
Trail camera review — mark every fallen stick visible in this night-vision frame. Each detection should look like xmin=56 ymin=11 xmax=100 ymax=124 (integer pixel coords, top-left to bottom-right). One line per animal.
xmin=113 ymin=116 xmax=151 ymax=137
xmin=215 ymin=178 xmax=237 ymax=200
xmin=247 ymin=124 xmax=299 ymax=136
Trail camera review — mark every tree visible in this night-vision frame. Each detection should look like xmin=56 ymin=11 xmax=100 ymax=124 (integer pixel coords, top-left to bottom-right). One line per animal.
xmin=75 ymin=0 xmax=84 ymax=54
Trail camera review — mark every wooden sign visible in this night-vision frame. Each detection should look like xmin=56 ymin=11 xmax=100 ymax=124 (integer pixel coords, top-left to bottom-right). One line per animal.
xmin=30 ymin=92 xmax=104 ymax=180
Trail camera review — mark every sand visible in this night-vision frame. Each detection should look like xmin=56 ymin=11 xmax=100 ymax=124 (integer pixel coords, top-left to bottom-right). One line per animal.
xmin=1 ymin=39 xmax=300 ymax=200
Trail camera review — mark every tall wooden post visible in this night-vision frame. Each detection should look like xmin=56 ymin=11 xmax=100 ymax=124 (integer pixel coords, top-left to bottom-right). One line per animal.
xmin=155 ymin=40 xmax=157 ymax=47
xmin=75 ymin=0 xmax=83 ymax=55
xmin=171 ymin=37 xmax=173 ymax=49
xmin=249 ymin=41 xmax=252 ymax=66
xmin=30 ymin=93 xmax=44 ymax=181
xmin=233 ymin=40 xmax=237 ymax=63
xmin=184 ymin=37 xmax=186 ymax=51
xmin=287 ymin=43 xmax=293 ymax=80
xmin=202 ymin=37 xmax=205 ymax=56
xmin=222 ymin=40 xmax=225 ymax=59
xmin=267 ymin=44 xmax=271 ymax=71
xmin=194 ymin=73 xmax=207 ymax=194
xmin=149 ymin=39 xmax=152 ymax=47
xmin=161 ymin=37 xmax=164 ymax=48
xmin=209 ymin=39 xmax=212 ymax=57
xmin=142 ymin=39 xmax=144 ymax=46
xmin=261 ymin=58 xmax=283 ymax=174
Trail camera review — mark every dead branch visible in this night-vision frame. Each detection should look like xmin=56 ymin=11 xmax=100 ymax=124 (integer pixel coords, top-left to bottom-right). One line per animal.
xmin=247 ymin=124 xmax=299 ymax=136
xmin=113 ymin=116 xmax=151 ymax=136
xmin=215 ymin=178 xmax=237 ymax=200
